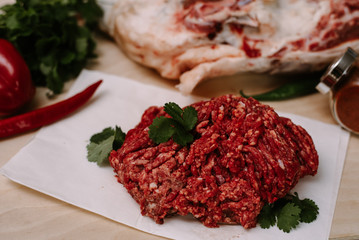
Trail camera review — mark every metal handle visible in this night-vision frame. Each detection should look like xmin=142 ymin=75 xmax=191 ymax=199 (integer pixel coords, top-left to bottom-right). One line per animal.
xmin=316 ymin=47 xmax=358 ymax=94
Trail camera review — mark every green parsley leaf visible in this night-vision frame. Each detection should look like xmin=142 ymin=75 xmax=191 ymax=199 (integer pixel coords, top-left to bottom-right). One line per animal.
xmin=172 ymin=123 xmax=194 ymax=146
xmin=90 ymin=127 xmax=115 ymax=144
xmin=113 ymin=126 xmax=126 ymax=150
xmin=182 ymin=106 xmax=198 ymax=131
xmin=87 ymin=136 xmax=114 ymax=166
xmin=277 ymin=202 xmax=301 ymax=233
xmin=257 ymin=192 xmax=319 ymax=233
xmin=272 ymin=197 xmax=291 ymax=216
xmin=257 ymin=204 xmax=276 ymax=229
xmin=290 ymin=192 xmax=319 ymax=223
xmin=299 ymin=198 xmax=319 ymax=223
xmin=164 ymin=102 xmax=184 ymax=124
xmin=148 ymin=116 xmax=176 ymax=144
xmin=86 ymin=126 xmax=126 ymax=166
xmin=148 ymin=102 xmax=198 ymax=146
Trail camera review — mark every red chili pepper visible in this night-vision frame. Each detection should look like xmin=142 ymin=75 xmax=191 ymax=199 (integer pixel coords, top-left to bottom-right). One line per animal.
xmin=0 ymin=80 xmax=102 ymax=138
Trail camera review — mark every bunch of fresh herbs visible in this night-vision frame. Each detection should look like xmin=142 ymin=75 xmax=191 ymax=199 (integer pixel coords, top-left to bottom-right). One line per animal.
xmin=0 ymin=0 xmax=103 ymax=94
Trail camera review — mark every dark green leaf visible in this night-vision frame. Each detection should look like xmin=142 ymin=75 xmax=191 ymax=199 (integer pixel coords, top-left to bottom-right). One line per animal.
xmin=90 ymin=127 xmax=115 ymax=144
xmin=87 ymin=136 xmax=114 ymax=166
xmin=257 ymin=204 xmax=276 ymax=229
xmin=277 ymin=203 xmax=301 ymax=233
xmin=60 ymin=51 xmax=76 ymax=65
xmin=87 ymin=126 xmax=127 ymax=166
xmin=164 ymin=102 xmax=184 ymax=124
xmin=113 ymin=126 xmax=126 ymax=150
xmin=47 ymin=64 xmax=64 ymax=94
xmin=5 ymin=13 xmax=20 ymax=29
xmin=172 ymin=124 xmax=194 ymax=146
xmin=35 ymin=36 xmax=60 ymax=56
xmin=288 ymin=192 xmax=319 ymax=223
xmin=182 ymin=106 xmax=197 ymax=131
xmin=148 ymin=116 xmax=176 ymax=144
xmin=39 ymin=62 xmax=52 ymax=75
xmin=299 ymin=198 xmax=319 ymax=223
xmin=272 ymin=197 xmax=291 ymax=216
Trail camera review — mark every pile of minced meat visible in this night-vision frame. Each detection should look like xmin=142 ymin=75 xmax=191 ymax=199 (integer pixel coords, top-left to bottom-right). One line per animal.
xmin=109 ymin=95 xmax=319 ymax=228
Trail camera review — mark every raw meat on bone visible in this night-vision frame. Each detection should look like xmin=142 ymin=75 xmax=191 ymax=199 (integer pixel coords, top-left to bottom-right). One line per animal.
xmin=99 ymin=0 xmax=359 ymax=93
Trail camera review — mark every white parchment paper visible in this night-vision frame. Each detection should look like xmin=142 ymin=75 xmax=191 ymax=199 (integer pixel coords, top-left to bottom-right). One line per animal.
xmin=0 ymin=70 xmax=350 ymax=240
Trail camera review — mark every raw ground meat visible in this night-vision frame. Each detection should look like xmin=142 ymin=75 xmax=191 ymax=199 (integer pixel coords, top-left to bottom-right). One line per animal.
xmin=109 ymin=95 xmax=319 ymax=228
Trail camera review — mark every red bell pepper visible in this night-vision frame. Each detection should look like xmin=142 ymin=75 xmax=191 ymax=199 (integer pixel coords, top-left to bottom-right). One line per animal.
xmin=0 ymin=39 xmax=35 ymax=116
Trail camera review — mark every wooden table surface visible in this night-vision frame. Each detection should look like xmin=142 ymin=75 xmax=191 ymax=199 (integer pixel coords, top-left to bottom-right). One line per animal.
xmin=1 ymin=33 xmax=358 ymax=240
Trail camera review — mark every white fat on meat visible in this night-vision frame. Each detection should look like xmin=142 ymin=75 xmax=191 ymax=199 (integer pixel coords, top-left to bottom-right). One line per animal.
xmin=99 ymin=0 xmax=359 ymax=94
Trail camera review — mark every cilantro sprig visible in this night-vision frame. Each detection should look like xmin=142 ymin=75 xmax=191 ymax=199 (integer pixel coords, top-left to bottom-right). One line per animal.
xmin=86 ymin=126 xmax=126 ymax=166
xmin=86 ymin=102 xmax=197 ymax=164
xmin=258 ymin=192 xmax=319 ymax=233
xmin=148 ymin=102 xmax=198 ymax=146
